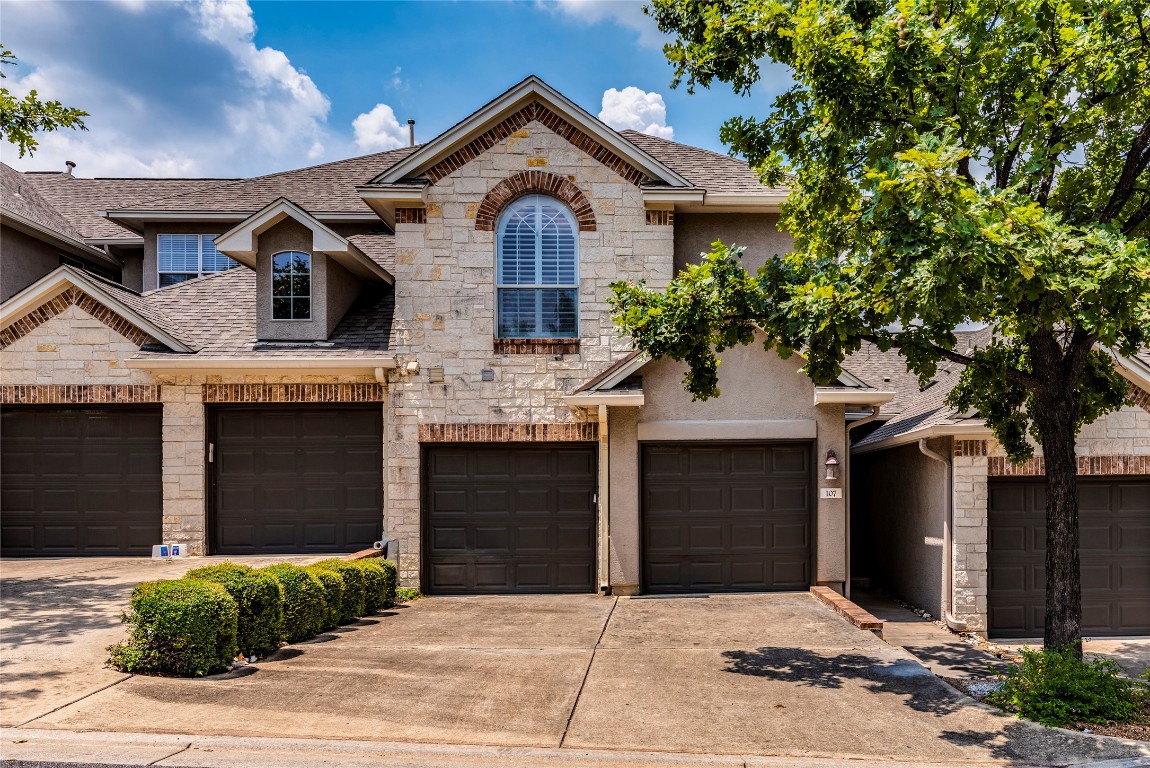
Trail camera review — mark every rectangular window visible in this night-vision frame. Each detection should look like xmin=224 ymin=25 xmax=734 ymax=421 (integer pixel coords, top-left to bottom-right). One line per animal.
xmin=157 ymin=234 xmax=239 ymax=287
xmin=271 ymin=251 xmax=311 ymax=320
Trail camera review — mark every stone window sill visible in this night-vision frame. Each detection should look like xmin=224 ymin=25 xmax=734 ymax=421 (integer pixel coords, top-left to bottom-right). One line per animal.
xmin=494 ymin=338 xmax=581 ymax=355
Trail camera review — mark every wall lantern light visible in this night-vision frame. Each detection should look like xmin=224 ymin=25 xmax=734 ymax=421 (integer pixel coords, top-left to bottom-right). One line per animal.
xmin=824 ymin=449 xmax=841 ymax=482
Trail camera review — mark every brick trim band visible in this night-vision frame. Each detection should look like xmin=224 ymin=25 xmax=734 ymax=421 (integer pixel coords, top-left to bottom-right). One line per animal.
xmin=1 ymin=384 xmax=161 ymax=404
xmin=419 ymin=422 xmax=598 ymax=443
xmin=953 ymin=440 xmax=988 ymax=457
xmin=203 ymin=383 xmax=385 ymax=403
xmin=494 ymin=337 xmax=581 ymax=355
xmin=426 ymin=101 xmax=649 ymax=187
xmin=645 ymin=210 xmax=674 ymax=226
xmin=395 ymin=207 xmax=426 ymax=224
xmin=475 ymin=172 xmax=595 ymax=232
xmin=1 ymin=288 xmax=157 ymax=349
xmin=1131 ymin=383 xmax=1150 ymax=414
xmin=988 ymin=454 xmax=1150 ymax=477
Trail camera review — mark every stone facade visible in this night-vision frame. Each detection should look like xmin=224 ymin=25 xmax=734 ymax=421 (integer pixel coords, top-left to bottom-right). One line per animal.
xmin=384 ymin=119 xmax=674 ymax=586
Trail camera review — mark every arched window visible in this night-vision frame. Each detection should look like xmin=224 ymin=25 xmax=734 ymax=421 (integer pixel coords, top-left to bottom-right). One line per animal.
xmin=271 ymin=251 xmax=311 ymax=320
xmin=496 ymin=195 xmax=579 ymax=339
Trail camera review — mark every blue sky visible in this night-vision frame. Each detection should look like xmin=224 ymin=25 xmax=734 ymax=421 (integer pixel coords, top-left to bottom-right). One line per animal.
xmin=0 ymin=0 xmax=792 ymax=178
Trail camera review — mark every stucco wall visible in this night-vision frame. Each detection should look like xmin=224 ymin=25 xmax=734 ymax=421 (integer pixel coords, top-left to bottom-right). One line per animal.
xmin=626 ymin=342 xmax=849 ymax=589
xmin=853 ymin=439 xmax=948 ymax=616
xmin=118 ymin=247 xmax=144 ymax=293
xmin=2 ymin=225 xmax=62 ymax=302
xmin=673 ymin=212 xmax=793 ymax=275
xmin=383 ymin=120 xmax=674 ymax=586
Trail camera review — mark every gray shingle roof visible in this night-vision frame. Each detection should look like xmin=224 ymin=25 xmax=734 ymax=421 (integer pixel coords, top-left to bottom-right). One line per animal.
xmin=620 ymin=131 xmax=790 ymax=196
xmin=135 ymin=267 xmax=395 ymax=358
xmin=1 ymin=163 xmax=87 ymax=242
xmin=348 ymin=231 xmax=396 ymax=274
xmin=24 ymin=172 xmax=233 ymax=239
xmin=126 ymin=146 xmax=420 ymax=214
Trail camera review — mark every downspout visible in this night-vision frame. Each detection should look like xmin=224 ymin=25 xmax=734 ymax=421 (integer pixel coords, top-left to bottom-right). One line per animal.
xmin=917 ymin=439 xmax=969 ymax=632
xmin=597 ymin=404 xmax=611 ymax=593
xmin=376 ymin=367 xmax=393 ymax=564
xmin=844 ymin=406 xmax=883 ymax=599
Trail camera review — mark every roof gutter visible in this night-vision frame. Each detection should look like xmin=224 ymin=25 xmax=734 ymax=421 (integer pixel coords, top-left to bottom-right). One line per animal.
xmin=125 ymin=357 xmax=398 ymax=376
xmin=562 ymin=391 xmax=645 ymax=407
xmin=852 ymin=421 xmax=992 ymax=455
xmin=813 ymin=388 xmax=896 ymax=406
xmin=0 ymin=210 xmax=120 ymax=266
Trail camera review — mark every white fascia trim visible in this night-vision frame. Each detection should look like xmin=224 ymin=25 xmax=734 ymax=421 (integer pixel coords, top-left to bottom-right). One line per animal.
xmin=0 ymin=267 xmax=193 ymax=353
xmin=588 ymin=353 xmax=651 ymax=391
xmin=704 ymin=193 xmax=790 ymax=208
xmin=0 ymin=210 xmax=118 ymax=265
xmin=641 ymin=188 xmax=706 ymax=206
xmin=851 ymin=421 xmax=992 ymax=454
xmin=85 ymin=237 xmax=144 ymax=246
xmin=356 ymin=185 xmax=427 ymax=203
xmin=813 ymin=387 xmax=896 ymax=406
xmin=1108 ymin=348 xmax=1150 ymax=392
xmin=125 ymin=356 xmax=397 ymax=374
xmin=214 ymin=198 xmax=392 ymax=282
xmin=563 ymin=391 xmax=645 ymax=407
xmin=372 ymin=76 xmax=692 ymax=187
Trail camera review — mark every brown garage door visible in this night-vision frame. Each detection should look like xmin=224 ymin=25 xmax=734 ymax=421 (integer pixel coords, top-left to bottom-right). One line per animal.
xmin=423 ymin=444 xmax=596 ymax=594
xmin=989 ymin=478 xmax=1150 ymax=638
xmin=1 ymin=407 xmax=162 ymax=556
xmin=642 ymin=443 xmax=812 ymax=593
xmin=211 ymin=407 xmax=382 ymax=554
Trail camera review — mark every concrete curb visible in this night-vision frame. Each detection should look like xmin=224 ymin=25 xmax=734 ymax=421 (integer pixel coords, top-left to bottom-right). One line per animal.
xmin=0 ymin=727 xmax=1047 ymax=768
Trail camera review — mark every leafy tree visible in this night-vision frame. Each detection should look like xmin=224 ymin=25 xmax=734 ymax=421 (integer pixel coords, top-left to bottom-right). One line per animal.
xmin=615 ymin=0 xmax=1150 ymax=653
xmin=0 ymin=47 xmax=88 ymax=157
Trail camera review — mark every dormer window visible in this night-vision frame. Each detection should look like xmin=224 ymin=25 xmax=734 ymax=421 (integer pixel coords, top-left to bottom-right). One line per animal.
xmin=496 ymin=195 xmax=579 ymax=339
xmin=271 ymin=251 xmax=311 ymax=320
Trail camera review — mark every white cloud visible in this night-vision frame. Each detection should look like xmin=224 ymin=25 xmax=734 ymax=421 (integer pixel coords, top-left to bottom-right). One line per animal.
xmin=544 ymin=0 xmax=667 ymax=48
xmin=0 ymin=0 xmax=339 ymax=177
xmin=352 ymin=103 xmax=408 ymax=152
xmin=598 ymin=86 xmax=674 ymax=139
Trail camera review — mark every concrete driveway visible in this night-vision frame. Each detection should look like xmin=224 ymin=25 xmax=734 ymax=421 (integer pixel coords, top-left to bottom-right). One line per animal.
xmin=0 ymin=555 xmax=326 ymax=728
xmin=3 ymin=560 xmax=1149 ymax=765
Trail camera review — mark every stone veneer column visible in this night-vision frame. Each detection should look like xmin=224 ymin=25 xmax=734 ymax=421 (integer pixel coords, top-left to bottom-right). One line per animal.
xmin=951 ymin=440 xmax=989 ymax=630
xmin=161 ymin=384 xmax=207 ymax=554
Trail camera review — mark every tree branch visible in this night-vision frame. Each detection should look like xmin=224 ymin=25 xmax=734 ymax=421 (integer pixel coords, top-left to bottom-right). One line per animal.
xmin=859 ymin=332 xmax=1043 ymax=391
xmin=1099 ymin=120 xmax=1150 ymax=223
xmin=1122 ymin=195 xmax=1150 ymax=235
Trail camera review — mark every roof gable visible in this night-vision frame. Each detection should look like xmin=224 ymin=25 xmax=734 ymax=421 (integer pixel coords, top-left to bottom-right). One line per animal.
xmin=0 ymin=266 xmax=193 ymax=352
xmin=368 ymin=76 xmax=692 ymax=189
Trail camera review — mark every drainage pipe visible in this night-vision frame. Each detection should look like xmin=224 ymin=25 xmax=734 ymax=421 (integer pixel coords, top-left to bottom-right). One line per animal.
xmin=844 ymin=406 xmax=882 ymax=599
xmin=597 ymin=404 xmax=611 ymax=594
xmin=917 ymin=439 xmax=969 ymax=632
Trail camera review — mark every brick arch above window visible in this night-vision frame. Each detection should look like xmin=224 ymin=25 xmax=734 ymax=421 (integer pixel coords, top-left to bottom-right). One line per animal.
xmin=475 ymin=171 xmax=596 ymax=232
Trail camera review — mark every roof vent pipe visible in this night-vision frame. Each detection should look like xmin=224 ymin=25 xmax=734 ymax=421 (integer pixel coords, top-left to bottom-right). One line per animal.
xmin=407 ymin=119 xmax=415 ymax=147
xmin=64 ymin=160 xmax=76 ymax=176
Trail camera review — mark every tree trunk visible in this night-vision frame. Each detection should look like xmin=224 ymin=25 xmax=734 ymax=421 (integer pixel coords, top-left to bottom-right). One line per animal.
xmin=1033 ymin=398 xmax=1083 ymax=657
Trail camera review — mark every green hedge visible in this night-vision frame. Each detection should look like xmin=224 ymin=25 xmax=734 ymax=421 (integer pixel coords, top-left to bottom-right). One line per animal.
xmin=261 ymin=563 xmax=326 ymax=642
xmin=185 ymin=563 xmax=283 ymax=658
xmin=312 ymin=559 xmax=366 ymax=623
xmin=107 ymin=579 xmax=237 ymax=677
xmin=356 ymin=559 xmax=398 ymax=612
xmin=304 ymin=565 xmax=345 ymax=632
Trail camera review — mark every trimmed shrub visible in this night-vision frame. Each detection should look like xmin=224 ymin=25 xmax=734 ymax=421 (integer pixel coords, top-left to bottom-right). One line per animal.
xmin=262 ymin=563 xmax=326 ymax=642
xmin=985 ymin=645 xmax=1147 ymax=726
xmin=185 ymin=563 xmax=283 ymax=658
xmin=304 ymin=565 xmax=344 ymax=632
xmin=107 ymin=579 xmax=237 ymax=677
xmin=355 ymin=558 xmax=398 ymax=613
xmin=396 ymin=587 xmax=422 ymax=603
xmin=312 ymin=559 xmax=366 ymax=623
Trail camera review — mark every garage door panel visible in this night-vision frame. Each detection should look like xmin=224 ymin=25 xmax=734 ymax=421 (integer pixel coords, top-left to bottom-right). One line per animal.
xmin=989 ymin=478 xmax=1150 ymax=638
xmin=2 ymin=408 xmax=162 ymax=557
xmin=424 ymin=444 xmax=596 ymax=594
xmin=212 ymin=407 xmax=382 ymax=555
xmin=643 ymin=443 xmax=812 ymax=594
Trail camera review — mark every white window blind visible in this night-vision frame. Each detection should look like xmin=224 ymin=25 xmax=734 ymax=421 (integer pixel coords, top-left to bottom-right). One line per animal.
xmin=157 ymin=234 xmax=239 ymax=287
xmin=496 ymin=195 xmax=579 ymax=338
